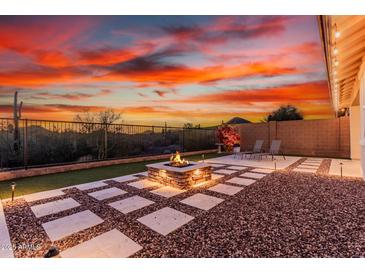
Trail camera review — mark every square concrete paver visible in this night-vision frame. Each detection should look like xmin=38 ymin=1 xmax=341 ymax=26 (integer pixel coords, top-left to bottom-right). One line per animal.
xmin=204 ymin=155 xmax=300 ymax=170
xmin=303 ymin=162 xmax=321 ymax=166
xmin=75 ymin=181 xmax=108 ymax=191
xmin=251 ymin=168 xmax=274 ymax=174
xmin=304 ymin=160 xmax=322 ymax=164
xmin=329 ymin=159 xmax=362 ymax=178
xmin=241 ymin=172 xmax=266 ymax=179
xmin=296 ymin=165 xmax=318 ymax=170
xmin=303 ymin=160 xmax=321 ymax=163
xmin=306 ymin=158 xmax=323 ymax=161
xmin=110 ymin=175 xmax=137 ymax=183
xmin=208 ymin=183 xmax=243 ymax=196
xmin=214 ymin=169 xmax=237 ymax=175
xmin=150 ymin=186 xmax=186 ymax=198
xmin=227 ymin=177 xmax=256 ymax=186
xmin=128 ymin=179 xmax=161 ymax=189
xmin=24 ymin=189 xmax=65 ymax=202
xmin=42 ymin=210 xmax=104 ymax=242
xmin=208 ymin=163 xmax=226 ymax=168
xmin=60 ymin=229 xmax=142 ymax=258
xmin=109 ymin=195 xmax=155 ymax=214
xmin=31 ymin=198 xmax=80 ymax=218
xmin=88 ymin=187 xmax=127 ymax=201
xmin=137 ymin=207 xmax=194 ymax=236
xmin=227 ymin=165 xmax=247 ymax=171
xmin=180 ymin=193 xmax=224 ymax=211
xmin=293 ymin=168 xmax=316 ymax=173
xmin=300 ymin=165 xmax=320 ymax=169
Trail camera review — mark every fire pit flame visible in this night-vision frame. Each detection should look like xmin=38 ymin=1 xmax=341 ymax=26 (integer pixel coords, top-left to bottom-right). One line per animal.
xmin=170 ymin=151 xmax=189 ymax=167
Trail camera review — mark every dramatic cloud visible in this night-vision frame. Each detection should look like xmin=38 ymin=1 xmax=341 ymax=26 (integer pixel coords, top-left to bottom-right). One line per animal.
xmin=170 ymin=81 xmax=330 ymax=105
xmin=30 ymin=89 xmax=113 ymax=100
xmin=99 ymin=59 xmax=300 ymax=86
xmin=0 ymin=16 xmax=332 ymax=124
xmin=163 ymin=16 xmax=289 ymax=45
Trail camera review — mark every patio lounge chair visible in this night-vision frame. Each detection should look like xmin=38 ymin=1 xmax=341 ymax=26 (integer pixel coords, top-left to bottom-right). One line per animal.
xmin=240 ymin=140 xmax=264 ymax=159
xmin=255 ymin=140 xmax=286 ymax=161
xmin=233 ymin=145 xmax=241 ymax=158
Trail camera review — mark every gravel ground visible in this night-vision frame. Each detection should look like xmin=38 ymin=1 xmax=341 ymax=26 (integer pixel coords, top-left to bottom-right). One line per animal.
xmin=132 ymin=171 xmax=365 ymax=257
xmin=318 ymin=159 xmax=332 ymax=174
xmin=2 ymin=158 xmax=365 ymax=258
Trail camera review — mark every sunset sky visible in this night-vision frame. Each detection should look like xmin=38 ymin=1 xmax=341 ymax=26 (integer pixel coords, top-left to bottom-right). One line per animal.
xmin=0 ymin=16 xmax=333 ymax=126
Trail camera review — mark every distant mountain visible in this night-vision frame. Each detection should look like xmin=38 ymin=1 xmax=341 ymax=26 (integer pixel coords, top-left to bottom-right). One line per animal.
xmin=203 ymin=117 xmax=251 ymax=129
xmin=226 ymin=117 xmax=251 ymax=124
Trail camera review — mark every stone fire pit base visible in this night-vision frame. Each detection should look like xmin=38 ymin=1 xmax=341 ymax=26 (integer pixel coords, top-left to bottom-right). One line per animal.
xmin=146 ymin=161 xmax=212 ymax=189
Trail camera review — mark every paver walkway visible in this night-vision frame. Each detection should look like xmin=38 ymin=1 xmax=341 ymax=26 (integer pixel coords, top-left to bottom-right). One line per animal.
xmin=2 ymin=156 xmax=345 ymax=258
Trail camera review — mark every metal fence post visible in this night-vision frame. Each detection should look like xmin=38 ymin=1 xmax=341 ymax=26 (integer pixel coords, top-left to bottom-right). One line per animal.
xmin=1 ymin=117 xmax=218 ymax=170
xmin=23 ymin=119 xmax=28 ymax=169
xmin=104 ymin=124 xmax=108 ymax=159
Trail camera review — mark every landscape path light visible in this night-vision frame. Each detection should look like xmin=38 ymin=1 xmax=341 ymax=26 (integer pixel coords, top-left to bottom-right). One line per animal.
xmin=340 ymin=162 xmax=343 ymax=178
xmin=11 ymin=182 xmax=16 ymax=202
xmin=274 ymin=158 xmax=277 ymax=170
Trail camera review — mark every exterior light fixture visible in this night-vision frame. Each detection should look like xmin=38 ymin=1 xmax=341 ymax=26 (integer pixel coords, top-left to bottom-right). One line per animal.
xmin=274 ymin=158 xmax=277 ymax=170
xmin=333 ymin=47 xmax=338 ymax=55
xmin=11 ymin=183 xmax=16 ymax=202
xmin=334 ymin=60 xmax=339 ymax=66
xmin=334 ymin=24 xmax=341 ymax=39
xmin=159 ymin=169 xmax=166 ymax=177
xmin=333 ymin=70 xmax=337 ymax=75
xmin=339 ymin=162 xmax=343 ymax=178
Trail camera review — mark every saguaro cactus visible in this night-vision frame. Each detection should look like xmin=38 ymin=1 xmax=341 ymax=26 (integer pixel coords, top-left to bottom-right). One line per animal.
xmin=13 ymin=91 xmax=23 ymax=152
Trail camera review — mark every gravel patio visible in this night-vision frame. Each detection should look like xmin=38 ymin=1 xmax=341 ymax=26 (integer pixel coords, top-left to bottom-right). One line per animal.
xmin=1 ymin=156 xmax=364 ymax=258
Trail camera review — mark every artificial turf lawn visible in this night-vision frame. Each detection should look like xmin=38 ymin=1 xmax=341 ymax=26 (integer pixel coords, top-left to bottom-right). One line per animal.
xmin=0 ymin=152 xmax=227 ymax=199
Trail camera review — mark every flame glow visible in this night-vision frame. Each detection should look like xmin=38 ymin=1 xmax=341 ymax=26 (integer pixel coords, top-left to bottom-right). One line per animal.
xmin=170 ymin=151 xmax=190 ymax=167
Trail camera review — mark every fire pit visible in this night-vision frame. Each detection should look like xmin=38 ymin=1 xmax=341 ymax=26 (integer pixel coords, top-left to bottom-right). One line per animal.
xmin=146 ymin=151 xmax=212 ymax=189
xmin=168 ymin=151 xmax=190 ymax=167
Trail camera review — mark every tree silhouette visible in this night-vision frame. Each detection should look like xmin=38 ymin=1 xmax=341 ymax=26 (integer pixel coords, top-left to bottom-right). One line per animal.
xmin=264 ymin=105 xmax=303 ymax=122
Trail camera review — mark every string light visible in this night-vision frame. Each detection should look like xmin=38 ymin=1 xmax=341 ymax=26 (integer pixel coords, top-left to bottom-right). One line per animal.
xmin=334 ymin=23 xmax=341 ymax=38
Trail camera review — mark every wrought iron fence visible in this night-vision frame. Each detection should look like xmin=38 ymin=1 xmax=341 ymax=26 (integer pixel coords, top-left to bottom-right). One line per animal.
xmin=0 ymin=118 xmax=217 ymax=170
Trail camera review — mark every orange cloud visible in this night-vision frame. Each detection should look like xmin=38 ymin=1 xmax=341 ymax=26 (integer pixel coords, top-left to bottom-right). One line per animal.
xmin=0 ymin=16 xmax=98 ymax=58
xmin=99 ymin=61 xmax=299 ymax=86
xmin=168 ymin=81 xmax=330 ymax=105
xmin=77 ymin=49 xmax=137 ymax=66
xmin=0 ymin=67 xmax=88 ymax=86
xmin=34 ymin=51 xmax=72 ymax=68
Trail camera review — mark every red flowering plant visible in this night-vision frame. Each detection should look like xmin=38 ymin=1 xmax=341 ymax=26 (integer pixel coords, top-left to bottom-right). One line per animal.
xmin=217 ymin=125 xmax=240 ymax=152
